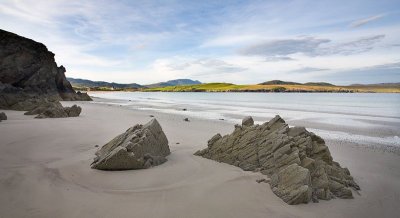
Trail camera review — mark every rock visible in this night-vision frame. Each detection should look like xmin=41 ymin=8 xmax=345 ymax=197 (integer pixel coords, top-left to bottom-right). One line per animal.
xmin=64 ymin=105 xmax=82 ymax=117
xmin=0 ymin=112 xmax=6 ymax=120
xmin=194 ymin=115 xmax=360 ymax=204
xmin=91 ymin=119 xmax=170 ymax=170
xmin=256 ymin=178 xmax=266 ymax=183
xmin=270 ymin=164 xmax=312 ymax=204
xmin=0 ymin=29 xmax=91 ymax=112
xmin=184 ymin=118 xmax=189 ymax=122
xmin=24 ymin=101 xmax=81 ymax=118
xmin=182 ymin=108 xmax=187 ymax=111
xmin=242 ymin=116 xmax=254 ymax=127
xmin=95 ymin=145 xmax=99 ymax=148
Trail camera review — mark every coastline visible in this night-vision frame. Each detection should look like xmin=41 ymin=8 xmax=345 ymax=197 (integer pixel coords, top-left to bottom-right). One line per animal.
xmin=0 ymin=98 xmax=399 ymax=217
xmin=89 ymin=93 xmax=400 ymax=154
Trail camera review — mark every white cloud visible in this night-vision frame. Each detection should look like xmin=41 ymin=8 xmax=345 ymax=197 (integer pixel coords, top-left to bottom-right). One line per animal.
xmin=349 ymin=14 xmax=385 ymax=28
xmin=0 ymin=0 xmax=398 ymax=85
xmin=237 ymin=35 xmax=385 ymax=59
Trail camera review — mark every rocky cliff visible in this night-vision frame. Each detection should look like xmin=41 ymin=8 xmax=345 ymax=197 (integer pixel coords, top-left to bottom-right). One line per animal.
xmin=0 ymin=29 xmax=91 ymax=111
xmin=195 ymin=116 xmax=360 ymax=204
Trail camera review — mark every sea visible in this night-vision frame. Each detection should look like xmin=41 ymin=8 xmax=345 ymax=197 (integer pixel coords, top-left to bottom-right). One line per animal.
xmin=90 ymin=92 xmax=400 ymax=150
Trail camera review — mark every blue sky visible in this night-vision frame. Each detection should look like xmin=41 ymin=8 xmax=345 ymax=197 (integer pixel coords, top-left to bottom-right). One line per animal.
xmin=1 ymin=0 xmax=399 ymax=85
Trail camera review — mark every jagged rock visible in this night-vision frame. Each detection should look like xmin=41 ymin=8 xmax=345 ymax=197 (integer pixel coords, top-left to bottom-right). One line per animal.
xmin=270 ymin=163 xmax=312 ymax=204
xmin=24 ymin=101 xmax=81 ymax=118
xmin=194 ymin=115 xmax=360 ymax=204
xmin=0 ymin=29 xmax=91 ymax=111
xmin=91 ymin=119 xmax=170 ymax=170
xmin=64 ymin=105 xmax=82 ymax=117
xmin=0 ymin=112 xmax=6 ymax=121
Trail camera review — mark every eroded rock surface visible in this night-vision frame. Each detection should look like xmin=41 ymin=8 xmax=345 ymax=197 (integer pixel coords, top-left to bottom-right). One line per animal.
xmin=194 ymin=115 xmax=360 ymax=204
xmin=0 ymin=29 xmax=91 ymax=112
xmin=24 ymin=100 xmax=82 ymax=118
xmin=91 ymin=119 xmax=170 ymax=170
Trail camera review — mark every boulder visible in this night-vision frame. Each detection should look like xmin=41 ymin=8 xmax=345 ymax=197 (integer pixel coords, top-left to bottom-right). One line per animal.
xmin=194 ymin=115 xmax=360 ymax=204
xmin=91 ymin=119 xmax=170 ymax=170
xmin=64 ymin=105 xmax=82 ymax=117
xmin=242 ymin=116 xmax=254 ymax=127
xmin=0 ymin=112 xmax=6 ymax=121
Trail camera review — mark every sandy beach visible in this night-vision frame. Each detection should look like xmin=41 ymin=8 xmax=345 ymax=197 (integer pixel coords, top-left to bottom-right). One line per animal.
xmin=0 ymin=99 xmax=399 ymax=218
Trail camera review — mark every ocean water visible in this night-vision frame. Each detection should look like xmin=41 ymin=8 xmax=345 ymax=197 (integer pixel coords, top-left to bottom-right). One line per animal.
xmin=90 ymin=92 xmax=400 ymax=149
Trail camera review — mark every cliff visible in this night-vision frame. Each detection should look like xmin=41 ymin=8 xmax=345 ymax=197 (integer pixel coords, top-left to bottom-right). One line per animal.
xmin=0 ymin=29 xmax=91 ymax=110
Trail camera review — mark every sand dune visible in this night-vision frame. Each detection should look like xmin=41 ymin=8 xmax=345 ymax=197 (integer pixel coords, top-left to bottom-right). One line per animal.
xmin=1 ymin=100 xmax=399 ymax=217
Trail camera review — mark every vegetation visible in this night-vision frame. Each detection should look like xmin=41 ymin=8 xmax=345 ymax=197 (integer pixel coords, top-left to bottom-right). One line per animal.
xmin=72 ymin=86 xmax=139 ymax=92
xmin=71 ymin=79 xmax=400 ymax=93
xmin=145 ymin=83 xmax=400 ymax=93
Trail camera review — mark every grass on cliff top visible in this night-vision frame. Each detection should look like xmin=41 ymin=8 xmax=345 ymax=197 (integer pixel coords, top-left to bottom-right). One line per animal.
xmin=145 ymin=83 xmax=400 ymax=93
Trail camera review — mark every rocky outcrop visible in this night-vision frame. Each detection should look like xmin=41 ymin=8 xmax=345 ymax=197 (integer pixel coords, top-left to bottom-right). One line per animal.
xmin=0 ymin=29 xmax=91 ymax=111
xmin=194 ymin=115 xmax=360 ymax=204
xmin=24 ymin=100 xmax=82 ymax=118
xmin=0 ymin=112 xmax=6 ymax=121
xmin=91 ymin=119 xmax=170 ymax=170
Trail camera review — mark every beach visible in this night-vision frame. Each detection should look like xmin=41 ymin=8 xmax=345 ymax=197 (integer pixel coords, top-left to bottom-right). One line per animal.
xmin=0 ymin=98 xmax=399 ymax=218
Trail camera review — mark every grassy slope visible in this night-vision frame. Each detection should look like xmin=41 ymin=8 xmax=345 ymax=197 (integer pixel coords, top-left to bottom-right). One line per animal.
xmin=145 ymin=83 xmax=400 ymax=93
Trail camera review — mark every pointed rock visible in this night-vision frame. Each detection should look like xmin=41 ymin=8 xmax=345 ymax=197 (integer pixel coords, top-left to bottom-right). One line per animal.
xmin=91 ymin=119 xmax=170 ymax=170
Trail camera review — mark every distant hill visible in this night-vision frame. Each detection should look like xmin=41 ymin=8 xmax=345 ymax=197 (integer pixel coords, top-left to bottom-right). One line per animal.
xmin=146 ymin=79 xmax=202 ymax=88
xmin=67 ymin=77 xmax=144 ymax=89
xmin=304 ymin=82 xmax=335 ymax=86
xmin=259 ymin=80 xmax=335 ymax=86
xmin=350 ymin=82 xmax=400 ymax=86
xmin=146 ymin=82 xmax=400 ymax=93
xmin=258 ymin=80 xmax=301 ymax=85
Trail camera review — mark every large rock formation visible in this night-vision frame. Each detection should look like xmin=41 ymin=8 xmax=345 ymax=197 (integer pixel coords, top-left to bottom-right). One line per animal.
xmin=194 ymin=115 xmax=360 ymax=204
xmin=91 ymin=119 xmax=170 ymax=170
xmin=0 ymin=29 xmax=91 ymax=111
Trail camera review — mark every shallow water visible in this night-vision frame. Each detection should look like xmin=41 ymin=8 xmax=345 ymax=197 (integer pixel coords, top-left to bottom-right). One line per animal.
xmin=90 ymin=92 xmax=400 ymax=149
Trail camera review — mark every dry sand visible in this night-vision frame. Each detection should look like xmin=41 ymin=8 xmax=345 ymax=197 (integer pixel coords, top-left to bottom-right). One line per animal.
xmin=0 ymin=100 xmax=399 ymax=218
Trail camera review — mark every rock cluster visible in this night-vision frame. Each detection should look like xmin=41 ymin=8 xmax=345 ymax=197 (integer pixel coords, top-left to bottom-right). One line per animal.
xmin=0 ymin=112 xmax=6 ymax=122
xmin=0 ymin=29 xmax=91 ymax=112
xmin=194 ymin=115 xmax=360 ymax=204
xmin=24 ymin=100 xmax=81 ymax=118
xmin=91 ymin=119 xmax=170 ymax=170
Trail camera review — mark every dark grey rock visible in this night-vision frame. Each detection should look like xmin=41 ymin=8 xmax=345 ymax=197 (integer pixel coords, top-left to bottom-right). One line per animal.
xmin=24 ymin=101 xmax=81 ymax=118
xmin=64 ymin=105 xmax=81 ymax=117
xmin=0 ymin=29 xmax=91 ymax=112
xmin=0 ymin=112 xmax=6 ymax=120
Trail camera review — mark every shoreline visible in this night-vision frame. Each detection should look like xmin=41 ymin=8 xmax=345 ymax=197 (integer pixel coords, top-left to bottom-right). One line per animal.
xmin=0 ymin=99 xmax=400 ymax=217
xmin=89 ymin=95 xmax=400 ymax=154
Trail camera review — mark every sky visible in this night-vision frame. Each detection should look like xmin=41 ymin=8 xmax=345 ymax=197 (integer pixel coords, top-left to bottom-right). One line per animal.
xmin=1 ymin=0 xmax=400 ymax=85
